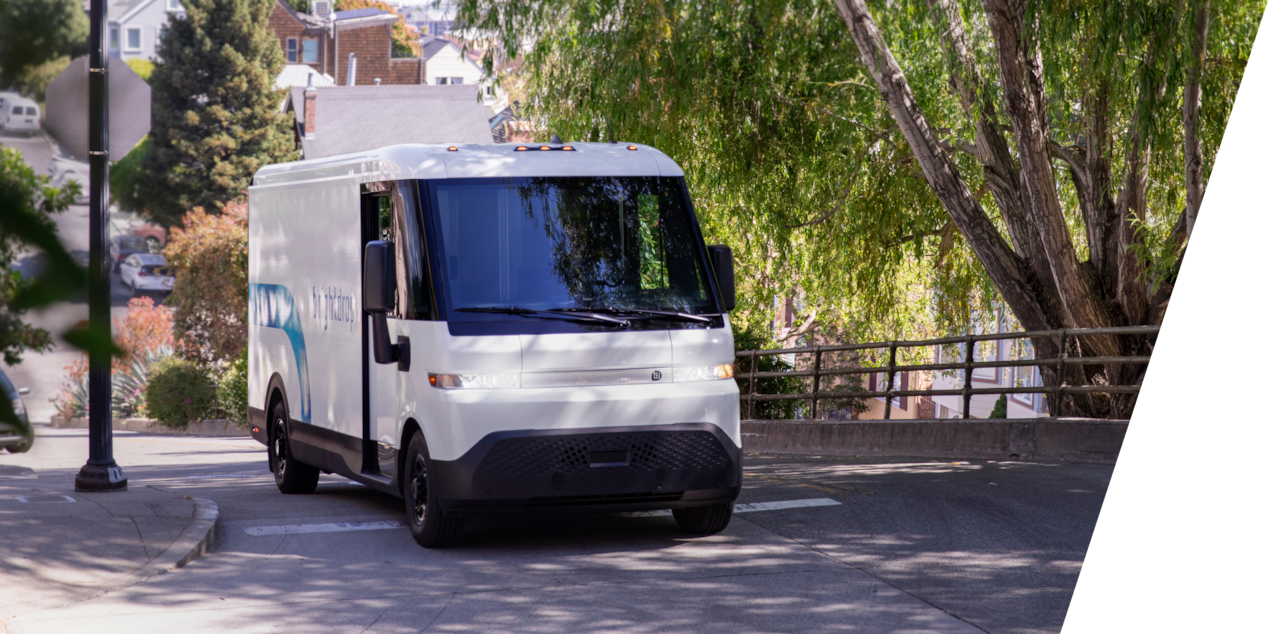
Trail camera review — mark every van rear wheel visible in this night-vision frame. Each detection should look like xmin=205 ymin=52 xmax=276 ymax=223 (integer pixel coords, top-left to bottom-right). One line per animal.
xmin=403 ymin=433 xmax=463 ymax=548
xmin=673 ymin=502 xmax=734 ymax=534
xmin=271 ymin=399 xmax=319 ymax=494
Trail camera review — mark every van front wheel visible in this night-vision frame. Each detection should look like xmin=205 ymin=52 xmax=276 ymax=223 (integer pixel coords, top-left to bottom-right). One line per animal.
xmin=403 ymin=433 xmax=463 ymax=548
xmin=673 ymin=502 xmax=734 ymax=534
xmin=271 ymin=400 xmax=319 ymax=494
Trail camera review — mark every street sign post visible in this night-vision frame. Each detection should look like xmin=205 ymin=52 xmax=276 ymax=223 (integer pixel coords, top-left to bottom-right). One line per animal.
xmin=73 ymin=0 xmax=128 ymax=493
xmin=45 ymin=57 xmax=150 ymax=162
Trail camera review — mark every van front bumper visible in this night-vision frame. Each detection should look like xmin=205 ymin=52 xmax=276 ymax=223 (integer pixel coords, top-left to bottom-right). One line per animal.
xmin=429 ymin=422 xmax=741 ymax=517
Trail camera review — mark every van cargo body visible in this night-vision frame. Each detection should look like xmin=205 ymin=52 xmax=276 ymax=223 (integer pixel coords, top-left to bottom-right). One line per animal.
xmin=248 ymin=143 xmax=741 ymax=546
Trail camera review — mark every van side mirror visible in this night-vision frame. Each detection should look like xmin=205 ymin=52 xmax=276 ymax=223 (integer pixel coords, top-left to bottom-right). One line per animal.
xmin=363 ymin=240 xmax=395 ymax=313
xmin=363 ymin=241 xmax=408 ymax=369
xmin=707 ymin=244 xmax=736 ymax=312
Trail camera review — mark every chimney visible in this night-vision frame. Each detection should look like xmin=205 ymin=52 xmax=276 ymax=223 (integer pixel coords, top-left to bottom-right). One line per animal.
xmin=346 ymin=53 xmax=357 ymax=86
xmin=304 ymin=75 xmax=317 ymax=136
xmin=374 ymin=78 xmax=381 ymax=86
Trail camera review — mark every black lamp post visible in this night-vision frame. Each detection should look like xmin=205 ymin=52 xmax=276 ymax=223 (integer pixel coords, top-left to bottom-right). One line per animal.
xmin=75 ymin=0 xmax=127 ymax=492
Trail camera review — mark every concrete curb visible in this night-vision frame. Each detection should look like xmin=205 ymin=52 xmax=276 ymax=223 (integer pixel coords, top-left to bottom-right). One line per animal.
xmin=49 ymin=416 xmax=248 ymax=437
xmin=741 ymin=418 xmax=1128 ymax=462
xmin=97 ymin=498 xmax=222 ymax=593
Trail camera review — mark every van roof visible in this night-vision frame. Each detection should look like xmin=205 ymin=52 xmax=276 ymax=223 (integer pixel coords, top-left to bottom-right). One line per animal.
xmin=251 ymin=143 xmax=685 ymax=188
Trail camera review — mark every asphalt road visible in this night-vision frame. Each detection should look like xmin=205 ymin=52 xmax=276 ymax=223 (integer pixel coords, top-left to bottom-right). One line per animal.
xmin=1 ymin=132 xmax=162 ymax=423
xmin=1 ymin=428 xmax=1112 ymax=633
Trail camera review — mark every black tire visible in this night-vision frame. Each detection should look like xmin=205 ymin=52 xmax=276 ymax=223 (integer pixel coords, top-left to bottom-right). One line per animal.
xmin=5 ymin=435 xmax=33 ymax=453
xmin=673 ymin=502 xmax=734 ymax=534
xmin=271 ymin=399 xmax=319 ymax=494
xmin=403 ymin=433 xmax=463 ymax=548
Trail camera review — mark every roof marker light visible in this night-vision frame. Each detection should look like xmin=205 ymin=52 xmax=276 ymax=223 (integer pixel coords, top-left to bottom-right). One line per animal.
xmin=561 ymin=146 xmax=574 ymax=151
xmin=539 ymin=145 xmax=551 ymax=151
xmin=627 ymin=145 xmax=637 ymax=151
xmin=515 ymin=146 xmax=528 ymax=151
xmin=447 ymin=146 xmax=458 ymax=152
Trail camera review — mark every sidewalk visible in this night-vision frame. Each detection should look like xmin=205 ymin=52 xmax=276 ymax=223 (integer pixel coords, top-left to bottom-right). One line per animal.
xmin=0 ymin=464 xmax=220 ymax=629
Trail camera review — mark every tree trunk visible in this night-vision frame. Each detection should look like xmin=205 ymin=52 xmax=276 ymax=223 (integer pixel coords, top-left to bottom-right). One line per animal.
xmin=1184 ymin=0 xmax=1211 ymax=239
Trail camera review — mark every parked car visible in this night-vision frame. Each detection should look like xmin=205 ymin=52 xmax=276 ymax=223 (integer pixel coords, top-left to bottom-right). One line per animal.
xmin=127 ymin=221 xmax=167 ymax=250
xmin=0 ymin=369 xmax=33 ymax=454
xmin=119 ymin=253 xmax=174 ymax=296
xmin=49 ymin=156 xmax=89 ymax=204
xmin=0 ymin=96 xmax=41 ymax=137
xmin=109 ymin=235 xmax=151 ymax=271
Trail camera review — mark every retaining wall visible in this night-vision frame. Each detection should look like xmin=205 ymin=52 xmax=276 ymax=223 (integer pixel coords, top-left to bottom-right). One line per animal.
xmin=741 ymin=418 xmax=1128 ymax=462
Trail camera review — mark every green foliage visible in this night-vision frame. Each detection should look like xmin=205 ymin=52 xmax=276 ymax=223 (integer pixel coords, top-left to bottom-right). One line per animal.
xmin=989 ymin=394 xmax=1008 ymax=420
xmin=165 ymin=201 xmax=249 ymax=365
xmin=112 ymin=344 xmax=174 ymax=419
xmin=732 ymin=325 xmax=805 ymax=420
xmin=146 ymin=356 xmax=216 ymax=427
xmin=0 ymin=0 xmax=87 ymax=84
xmin=0 ymin=136 xmax=120 ymax=437
xmin=139 ymin=0 xmax=297 ymax=226
xmin=216 ymin=350 xmax=248 ymax=428
xmin=110 ymin=137 xmax=150 ymax=213
xmin=9 ymin=55 xmax=72 ymax=102
xmin=453 ymin=0 xmax=1260 ymax=345
xmin=125 ymin=58 xmax=154 ymax=82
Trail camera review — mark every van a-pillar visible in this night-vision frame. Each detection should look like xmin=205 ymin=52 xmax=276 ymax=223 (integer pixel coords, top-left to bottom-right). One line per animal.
xmin=75 ymin=0 xmax=127 ymax=492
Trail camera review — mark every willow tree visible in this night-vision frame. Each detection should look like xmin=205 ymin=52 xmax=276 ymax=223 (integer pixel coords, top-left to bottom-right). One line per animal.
xmin=455 ymin=0 xmax=1261 ymax=416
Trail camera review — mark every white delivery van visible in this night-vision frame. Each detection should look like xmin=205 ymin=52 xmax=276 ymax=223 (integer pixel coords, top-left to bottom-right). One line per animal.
xmin=0 ymin=96 xmax=40 ymax=137
xmin=248 ymin=143 xmax=741 ymax=547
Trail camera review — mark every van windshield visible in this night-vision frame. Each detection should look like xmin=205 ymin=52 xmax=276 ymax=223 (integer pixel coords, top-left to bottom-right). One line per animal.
xmin=428 ymin=177 xmax=718 ymax=325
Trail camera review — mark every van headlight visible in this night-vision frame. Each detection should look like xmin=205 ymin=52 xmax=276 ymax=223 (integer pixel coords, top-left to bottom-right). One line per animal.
xmin=11 ymin=398 xmax=25 ymax=416
xmin=428 ymin=373 xmax=521 ymax=389
xmin=672 ymin=364 xmax=735 ymax=382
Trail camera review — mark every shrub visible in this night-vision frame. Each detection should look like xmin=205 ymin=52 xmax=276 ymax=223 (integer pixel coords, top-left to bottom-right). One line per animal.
xmin=164 ymin=200 xmax=247 ymax=366
xmin=216 ymin=350 xmax=248 ymax=428
xmin=989 ymin=394 xmax=1009 ymax=419
xmin=51 ymin=358 xmax=88 ymax=419
xmin=146 ymin=357 xmax=215 ymax=427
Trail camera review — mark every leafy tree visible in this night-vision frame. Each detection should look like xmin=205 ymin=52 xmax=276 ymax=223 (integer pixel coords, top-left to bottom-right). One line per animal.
xmin=110 ymin=137 xmax=150 ymax=213
xmin=453 ymin=0 xmax=1261 ymax=418
xmin=163 ymin=200 xmax=248 ymax=366
xmin=0 ymin=148 xmax=119 ymax=435
xmin=125 ymin=58 xmax=155 ymax=82
xmin=335 ymin=0 xmax=421 ymax=57
xmin=139 ymin=0 xmax=297 ymax=226
xmin=0 ymin=0 xmax=87 ymax=86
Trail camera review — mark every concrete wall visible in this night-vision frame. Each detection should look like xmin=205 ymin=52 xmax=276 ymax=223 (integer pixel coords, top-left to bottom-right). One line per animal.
xmin=741 ymin=418 xmax=1128 ymax=462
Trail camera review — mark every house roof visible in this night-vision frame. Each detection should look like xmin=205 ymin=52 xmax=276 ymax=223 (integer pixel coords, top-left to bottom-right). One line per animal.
xmin=420 ymin=37 xmax=453 ymax=60
xmin=332 ymin=8 xmax=389 ymax=20
xmin=290 ymin=85 xmax=494 ymax=159
xmin=275 ymin=65 xmax=336 ymax=90
xmin=108 ymin=0 xmax=149 ymax=22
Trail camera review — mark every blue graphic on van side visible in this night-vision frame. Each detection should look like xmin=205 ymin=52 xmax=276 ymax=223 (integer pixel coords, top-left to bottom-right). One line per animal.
xmin=249 ymin=283 xmax=311 ymax=424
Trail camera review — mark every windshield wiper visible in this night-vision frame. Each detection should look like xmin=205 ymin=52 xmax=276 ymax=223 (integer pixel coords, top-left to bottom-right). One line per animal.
xmin=454 ymin=306 xmax=630 ymax=327
xmin=551 ymin=307 xmax=714 ymax=323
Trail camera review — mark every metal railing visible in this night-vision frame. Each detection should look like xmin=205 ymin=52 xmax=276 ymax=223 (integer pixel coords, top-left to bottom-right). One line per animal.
xmin=735 ymin=325 xmax=1159 ymax=420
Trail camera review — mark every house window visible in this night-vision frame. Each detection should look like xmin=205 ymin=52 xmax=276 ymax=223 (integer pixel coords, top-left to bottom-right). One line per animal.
xmin=450 ymin=77 xmax=463 ymax=85
xmin=485 ymin=85 xmax=493 ymax=96
xmin=125 ymin=27 xmax=142 ymax=52
xmin=110 ymin=26 xmax=120 ymax=50
xmin=286 ymin=38 xmax=298 ymax=63
xmin=436 ymin=77 xmax=448 ymax=85
xmin=167 ymin=0 xmax=181 ymax=10
xmin=302 ymin=38 xmax=318 ymax=63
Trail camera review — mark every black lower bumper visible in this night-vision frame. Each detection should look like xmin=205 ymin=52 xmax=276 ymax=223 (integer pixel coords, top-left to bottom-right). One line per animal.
xmin=430 ymin=423 xmax=742 ymax=517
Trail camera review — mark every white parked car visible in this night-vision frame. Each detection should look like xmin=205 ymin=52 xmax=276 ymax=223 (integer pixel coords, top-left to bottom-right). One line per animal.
xmin=0 ymin=96 xmax=41 ymax=137
xmin=119 ymin=253 xmax=174 ymax=296
xmin=49 ymin=156 xmax=90 ymax=204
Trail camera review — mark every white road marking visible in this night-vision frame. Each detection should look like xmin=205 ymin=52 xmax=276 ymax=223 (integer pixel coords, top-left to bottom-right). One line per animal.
xmin=622 ymin=497 xmax=841 ymax=518
xmin=244 ymin=520 xmax=405 ymax=536
xmin=186 ymin=473 xmax=270 ymax=479
xmin=14 ymin=495 xmax=77 ymax=503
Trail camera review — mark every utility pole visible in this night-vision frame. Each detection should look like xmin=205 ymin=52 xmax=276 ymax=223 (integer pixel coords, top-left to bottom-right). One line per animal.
xmin=75 ymin=0 xmax=127 ymax=492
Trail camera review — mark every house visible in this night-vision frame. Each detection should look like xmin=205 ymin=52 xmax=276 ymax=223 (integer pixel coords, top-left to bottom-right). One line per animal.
xmin=268 ymin=0 xmax=424 ymax=86
xmin=420 ymin=36 xmax=504 ymax=111
xmin=927 ymin=310 xmax=1049 ymax=419
xmin=107 ymin=0 xmax=185 ymax=61
xmin=284 ymin=84 xmax=493 ymax=159
xmin=489 ymin=103 xmax=535 ymax=143
xmin=399 ymin=3 xmax=452 ymax=38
